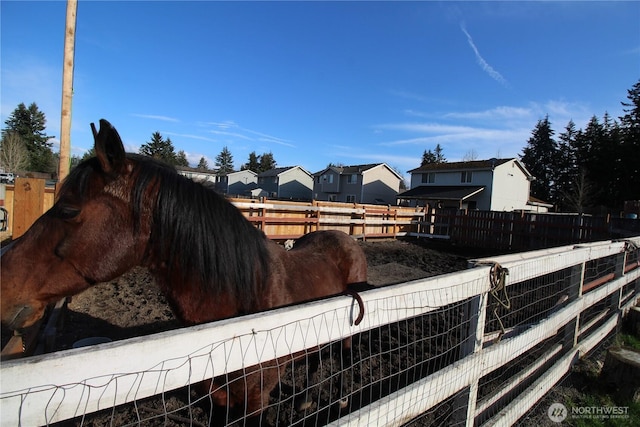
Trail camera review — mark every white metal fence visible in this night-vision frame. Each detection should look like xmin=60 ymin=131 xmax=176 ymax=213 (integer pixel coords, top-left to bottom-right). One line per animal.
xmin=1 ymin=236 xmax=639 ymax=426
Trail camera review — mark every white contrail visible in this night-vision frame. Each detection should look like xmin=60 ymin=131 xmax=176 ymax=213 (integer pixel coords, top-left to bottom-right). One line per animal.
xmin=461 ymin=23 xmax=509 ymax=87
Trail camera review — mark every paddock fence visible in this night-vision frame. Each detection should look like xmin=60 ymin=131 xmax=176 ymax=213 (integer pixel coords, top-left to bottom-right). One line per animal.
xmin=1 ymin=179 xmax=637 ymax=251
xmin=1 ymin=236 xmax=639 ymax=426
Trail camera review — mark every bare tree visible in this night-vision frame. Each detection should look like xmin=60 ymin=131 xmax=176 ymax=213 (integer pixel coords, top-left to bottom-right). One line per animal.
xmin=560 ymin=169 xmax=594 ymax=214
xmin=462 ymin=149 xmax=479 ymax=161
xmin=0 ymin=132 xmax=29 ymax=172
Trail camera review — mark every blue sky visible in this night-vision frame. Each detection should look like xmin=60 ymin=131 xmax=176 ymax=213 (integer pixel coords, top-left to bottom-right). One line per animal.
xmin=1 ymin=1 xmax=639 ymax=180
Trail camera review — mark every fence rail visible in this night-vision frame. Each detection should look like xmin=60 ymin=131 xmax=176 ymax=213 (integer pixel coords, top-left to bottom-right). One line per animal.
xmin=1 ymin=180 xmax=638 ymax=250
xmin=2 ymin=236 xmax=639 ymax=426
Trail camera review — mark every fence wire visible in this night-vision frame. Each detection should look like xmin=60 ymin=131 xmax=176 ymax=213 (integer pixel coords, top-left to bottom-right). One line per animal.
xmin=3 ymin=238 xmax=639 ymax=427
xmin=36 ymin=284 xmax=476 ymax=427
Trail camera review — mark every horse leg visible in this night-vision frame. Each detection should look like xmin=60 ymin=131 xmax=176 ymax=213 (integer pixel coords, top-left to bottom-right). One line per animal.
xmin=335 ymin=336 xmax=354 ymax=411
xmin=293 ymin=349 xmax=322 ymax=412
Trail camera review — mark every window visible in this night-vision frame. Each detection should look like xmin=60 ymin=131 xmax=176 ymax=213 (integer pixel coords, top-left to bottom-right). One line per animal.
xmin=421 ymin=173 xmax=435 ymax=184
xmin=322 ymin=174 xmax=334 ymax=184
xmin=346 ymin=194 xmax=356 ymax=203
xmin=461 ymin=171 xmax=472 ymax=183
xmin=347 ymin=174 xmax=357 ymax=184
xmin=328 ymin=194 xmax=337 ymax=202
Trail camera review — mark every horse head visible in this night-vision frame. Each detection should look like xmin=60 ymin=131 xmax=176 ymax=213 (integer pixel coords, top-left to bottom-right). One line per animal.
xmin=1 ymin=120 xmax=151 ymax=330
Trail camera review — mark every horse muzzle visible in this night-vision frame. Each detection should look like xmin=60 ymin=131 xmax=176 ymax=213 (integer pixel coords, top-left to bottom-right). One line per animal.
xmin=2 ymin=303 xmax=44 ymax=331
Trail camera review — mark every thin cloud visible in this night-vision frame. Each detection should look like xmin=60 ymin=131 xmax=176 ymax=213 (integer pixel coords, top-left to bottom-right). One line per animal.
xmin=460 ymin=23 xmax=509 ymax=87
xmin=444 ymin=106 xmax=531 ymax=120
xmin=204 ymin=120 xmax=296 ymax=148
xmin=243 ymin=129 xmax=296 ymax=148
xmin=163 ymin=132 xmax=217 ymax=142
xmin=204 ymin=120 xmax=238 ymax=129
xmin=131 ymin=114 xmax=180 ymax=123
xmin=209 ymin=129 xmax=253 ymax=140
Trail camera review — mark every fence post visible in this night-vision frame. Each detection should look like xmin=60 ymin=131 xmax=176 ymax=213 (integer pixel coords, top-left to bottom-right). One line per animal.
xmin=610 ymin=251 xmax=626 ymax=312
xmin=12 ymin=178 xmax=46 ymax=239
xmin=452 ymin=275 xmax=489 ymax=426
xmin=563 ymin=262 xmax=585 ymax=350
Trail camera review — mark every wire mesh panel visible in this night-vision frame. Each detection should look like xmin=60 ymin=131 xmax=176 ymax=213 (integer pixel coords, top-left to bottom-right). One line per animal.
xmin=482 ymin=264 xmax=576 ymax=343
xmin=2 ymin=269 xmax=487 ymax=427
xmin=2 ymin=237 xmax=639 ymax=427
xmin=341 ymin=301 xmax=470 ymax=420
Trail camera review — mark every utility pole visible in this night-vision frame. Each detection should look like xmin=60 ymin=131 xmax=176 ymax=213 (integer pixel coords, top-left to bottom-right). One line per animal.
xmin=58 ymin=0 xmax=78 ymax=183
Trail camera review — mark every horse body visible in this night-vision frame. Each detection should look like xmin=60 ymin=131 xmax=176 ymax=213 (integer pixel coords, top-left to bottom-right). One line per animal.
xmin=0 ymin=119 xmax=367 ymax=419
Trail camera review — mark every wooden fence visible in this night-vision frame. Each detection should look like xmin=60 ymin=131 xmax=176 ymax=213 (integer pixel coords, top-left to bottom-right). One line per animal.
xmin=1 ymin=236 xmax=639 ymax=426
xmin=415 ymin=209 xmax=620 ymax=251
xmin=2 ymin=179 xmax=637 ymax=251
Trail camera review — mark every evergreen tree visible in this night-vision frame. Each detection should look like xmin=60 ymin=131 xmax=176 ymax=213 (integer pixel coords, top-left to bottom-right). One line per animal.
xmin=139 ymin=132 xmax=177 ymax=164
xmin=242 ymin=151 xmax=260 ymax=173
xmin=175 ymin=150 xmax=189 ymax=167
xmin=619 ymin=79 xmax=640 ymax=203
xmin=81 ymin=148 xmax=96 ymax=162
xmin=556 ymin=120 xmax=592 ymax=213
xmin=2 ymin=102 xmax=55 ymax=173
xmin=575 ymin=115 xmax=621 ymax=210
xmin=421 ymin=145 xmax=446 ymax=166
xmin=70 ymin=154 xmax=83 ymax=170
xmin=520 ymin=116 xmax=558 ymax=203
xmin=215 ymin=146 xmax=234 ymax=174
xmin=258 ymin=151 xmax=276 ymax=172
xmin=421 ymin=149 xmax=436 ymax=165
xmin=197 ymin=156 xmax=209 ymax=170
xmin=433 ymin=144 xmax=446 ymax=163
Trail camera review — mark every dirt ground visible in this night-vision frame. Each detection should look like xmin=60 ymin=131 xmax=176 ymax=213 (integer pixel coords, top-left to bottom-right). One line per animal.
xmin=53 ymin=238 xmax=477 ymax=351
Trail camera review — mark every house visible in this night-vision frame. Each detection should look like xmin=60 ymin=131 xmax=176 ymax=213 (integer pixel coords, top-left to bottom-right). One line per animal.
xmin=177 ymin=168 xmax=258 ymax=196
xmin=398 ymin=158 xmax=550 ymax=212
xmin=257 ymin=166 xmax=313 ymax=200
xmin=217 ymin=170 xmax=258 ymax=196
xmin=177 ymin=168 xmax=218 ymax=186
xmin=312 ymin=163 xmax=403 ymax=205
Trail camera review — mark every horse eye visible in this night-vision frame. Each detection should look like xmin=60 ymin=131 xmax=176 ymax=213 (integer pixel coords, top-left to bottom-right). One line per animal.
xmin=56 ymin=205 xmax=81 ymax=220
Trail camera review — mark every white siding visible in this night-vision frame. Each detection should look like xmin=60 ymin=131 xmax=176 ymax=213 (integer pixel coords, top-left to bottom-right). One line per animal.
xmin=361 ymin=164 xmax=401 ymax=204
xmin=490 ymin=161 xmax=531 ymax=211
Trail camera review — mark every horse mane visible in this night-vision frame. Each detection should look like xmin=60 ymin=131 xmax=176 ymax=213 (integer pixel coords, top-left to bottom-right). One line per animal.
xmin=58 ymin=155 xmax=271 ymax=311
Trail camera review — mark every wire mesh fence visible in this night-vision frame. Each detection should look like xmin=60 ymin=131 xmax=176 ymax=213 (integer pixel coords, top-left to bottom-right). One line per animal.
xmin=2 ymin=237 xmax=639 ymax=427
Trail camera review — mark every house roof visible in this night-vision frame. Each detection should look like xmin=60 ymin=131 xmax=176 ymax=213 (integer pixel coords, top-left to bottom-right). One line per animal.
xmin=258 ymin=166 xmax=294 ymax=177
xmin=228 ymin=169 xmax=257 ymax=177
xmin=397 ymin=185 xmax=485 ymax=201
xmin=313 ymin=163 xmax=378 ymax=176
xmin=258 ymin=166 xmax=311 ymax=177
xmin=408 ymin=158 xmax=513 ymax=173
xmin=528 ymin=195 xmax=553 ymax=207
xmin=313 ymin=163 xmax=403 ymax=180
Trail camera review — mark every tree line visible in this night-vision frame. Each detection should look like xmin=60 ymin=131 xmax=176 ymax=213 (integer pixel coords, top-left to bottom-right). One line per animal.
xmin=1 ymin=79 xmax=638 ymax=214
xmin=417 ymin=80 xmax=640 ymax=214
xmin=137 ymin=132 xmax=278 ymax=175
xmin=0 ymin=106 xmax=278 ymax=176
xmin=521 ymin=79 xmax=640 ymax=214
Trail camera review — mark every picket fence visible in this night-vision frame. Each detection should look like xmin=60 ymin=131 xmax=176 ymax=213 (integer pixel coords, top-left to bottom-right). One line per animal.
xmin=1 ymin=235 xmax=639 ymax=426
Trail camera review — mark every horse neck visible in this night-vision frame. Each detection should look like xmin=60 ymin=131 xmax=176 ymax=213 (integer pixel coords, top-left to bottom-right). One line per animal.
xmin=152 ymin=271 xmax=244 ymax=325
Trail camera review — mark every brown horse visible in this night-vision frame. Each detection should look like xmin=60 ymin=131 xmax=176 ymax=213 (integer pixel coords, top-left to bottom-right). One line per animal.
xmin=0 ymin=119 xmax=367 ymax=420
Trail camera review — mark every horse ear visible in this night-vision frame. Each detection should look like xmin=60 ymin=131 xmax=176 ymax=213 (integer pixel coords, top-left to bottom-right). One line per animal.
xmin=92 ymin=119 xmax=126 ymax=174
